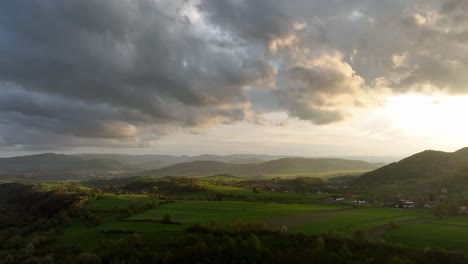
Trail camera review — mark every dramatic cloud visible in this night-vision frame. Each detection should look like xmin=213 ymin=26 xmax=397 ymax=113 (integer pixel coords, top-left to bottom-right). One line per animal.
xmin=0 ymin=0 xmax=467 ymax=150
xmin=0 ymin=0 xmax=274 ymax=149
xmin=276 ymin=52 xmax=366 ymax=124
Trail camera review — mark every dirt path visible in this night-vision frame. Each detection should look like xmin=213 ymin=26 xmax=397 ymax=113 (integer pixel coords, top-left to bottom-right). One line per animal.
xmin=423 ymin=222 xmax=468 ymax=228
xmin=367 ymin=217 xmax=428 ymax=240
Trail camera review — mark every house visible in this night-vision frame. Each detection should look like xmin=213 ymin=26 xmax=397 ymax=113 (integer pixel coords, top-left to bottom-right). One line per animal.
xmin=329 ymin=194 xmax=344 ymax=201
xmin=397 ymin=199 xmax=415 ymax=209
xmin=403 ymin=200 xmax=415 ymax=209
xmin=424 ymin=203 xmax=435 ymax=209
xmin=459 ymin=206 xmax=468 ymax=214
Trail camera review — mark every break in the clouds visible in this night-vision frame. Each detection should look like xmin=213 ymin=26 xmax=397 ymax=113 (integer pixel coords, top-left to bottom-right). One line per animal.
xmin=0 ymin=0 xmax=467 ymax=150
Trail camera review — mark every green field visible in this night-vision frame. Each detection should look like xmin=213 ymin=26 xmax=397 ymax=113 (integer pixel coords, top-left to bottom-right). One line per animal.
xmin=88 ymin=194 xmax=159 ymax=211
xmin=128 ymin=200 xmax=345 ymax=224
xmin=283 ymin=208 xmax=430 ymax=234
xmin=59 ymin=196 xmax=349 ymax=250
xmin=385 ymin=216 xmax=468 ymax=253
xmin=200 ymin=184 xmax=332 ymax=202
xmin=56 ymin=192 xmax=468 ymax=255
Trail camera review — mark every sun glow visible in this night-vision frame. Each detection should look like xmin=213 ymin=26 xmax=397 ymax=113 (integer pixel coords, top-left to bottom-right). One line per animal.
xmin=383 ymin=93 xmax=468 ymax=149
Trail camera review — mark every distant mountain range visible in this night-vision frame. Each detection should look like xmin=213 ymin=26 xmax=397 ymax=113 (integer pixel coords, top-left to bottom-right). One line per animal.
xmin=140 ymin=158 xmax=383 ymax=177
xmin=73 ymin=153 xmax=288 ymax=170
xmin=3 ymin=148 xmax=466 ymax=192
xmin=0 ymin=153 xmax=132 ymax=179
xmin=0 ymin=153 xmax=383 ymax=180
xmin=354 ymin=147 xmax=468 ymax=192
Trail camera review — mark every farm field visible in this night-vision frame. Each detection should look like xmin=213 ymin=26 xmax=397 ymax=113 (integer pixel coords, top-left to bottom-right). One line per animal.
xmin=127 ymin=200 xmax=346 ymax=224
xmin=199 ymin=184 xmax=333 ymax=202
xmin=280 ymin=208 xmax=430 ymax=234
xmin=56 ymin=193 xmax=468 ymax=255
xmin=385 ymin=217 xmax=468 ymax=254
xmin=87 ymin=194 xmax=160 ymax=211
xmin=58 ymin=197 xmax=349 ymax=250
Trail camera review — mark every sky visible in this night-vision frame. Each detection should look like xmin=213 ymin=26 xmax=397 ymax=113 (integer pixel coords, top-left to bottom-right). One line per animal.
xmin=1 ymin=0 xmax=468 ymax=158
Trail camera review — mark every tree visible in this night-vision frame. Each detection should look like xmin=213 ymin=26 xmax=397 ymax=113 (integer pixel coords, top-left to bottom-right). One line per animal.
xmin=3 ymin=255 xmax=14 ymax=264
xmin=77 ymin=253 xmax=101 ymax=264
xmin=280 ymin=225 xmax=288 ymax=235
xmin=432 ymin=204 xmax=447 ymax=219
xmin=151 ymin=186 xmax=160 ymax=198
xmin=162 ymin=214 xmax=172 ymax=224
xmin=246 ymin=234 xmax=262 ymax=252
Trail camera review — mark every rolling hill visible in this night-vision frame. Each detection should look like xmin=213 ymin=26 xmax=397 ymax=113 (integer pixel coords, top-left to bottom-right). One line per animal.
xmin=74 ymin=153 xmax=285 ymax=170
xmin=141 ymin=158 xmax=382 ymax=177
xmin=0 ymin=153 xmax=133 ymax=178
xmin=0 ymin=153 xmax=384 ymax=180
xmin=354 ymin=147 xmax=468 ymax=191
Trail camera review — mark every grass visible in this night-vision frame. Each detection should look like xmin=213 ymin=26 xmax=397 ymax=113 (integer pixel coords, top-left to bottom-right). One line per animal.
xmin=33 ymin=181 xmax=92 ymax=193
xmin=56 ymin=187 xmax=468 ymax=255
xmin=285 ymin=208 xmax=431 ymax=235
xmin=87 ymin=194 xmax=159 ymax=211
xmin=59 ymin=218 xmax=183 ymax=251
xmin=128 ymin=200 xmax=346 ymax=224
xmin=385 ymin=215 xmax=468 ymax=254
xmin=58 ymin=195 xmax=468 ymax=255
xmin=58 ymin=199 xmax=347 ymax=251
xmin=201 ymin=183 xmax=330 ymax=203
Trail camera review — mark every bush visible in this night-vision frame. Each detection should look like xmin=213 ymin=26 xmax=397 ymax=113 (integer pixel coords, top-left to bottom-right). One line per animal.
xmin=162 ymin=214 xmax=172 ymax=224
xmin=77 ymin=253 xmax=101 ymax=264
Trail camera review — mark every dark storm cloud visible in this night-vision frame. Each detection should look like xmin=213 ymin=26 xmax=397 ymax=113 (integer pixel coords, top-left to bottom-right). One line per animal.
xmin=0 ymin=0 xmax=274 ymax=149
xmin=1 ymin=0 xmax=468 ymax=149
xmin=199 ymin=0 xmax=293 ymax=44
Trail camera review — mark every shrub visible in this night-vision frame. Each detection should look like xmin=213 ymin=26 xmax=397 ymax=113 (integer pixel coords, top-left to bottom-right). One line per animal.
xmin=162 ymin=214 xmax=172 ymax=224
xmin=77 ymin=253 xmax=101 ymax=264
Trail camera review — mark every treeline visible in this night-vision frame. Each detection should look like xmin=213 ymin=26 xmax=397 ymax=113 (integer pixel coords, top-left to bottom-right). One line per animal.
xmin=59 ymin=223 xmax=467 ymax=264
xmin=0 ymin=183 xmax=79 ymax=264
xmin=87 ymin=177 xmax=205 ymax=195
xmin=0 ymin=183 xmax=78 ymax=229
xmin=86 ymin=175 xmax=332 ymax=196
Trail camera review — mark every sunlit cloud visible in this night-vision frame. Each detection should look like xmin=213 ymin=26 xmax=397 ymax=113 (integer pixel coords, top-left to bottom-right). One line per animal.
xmin=0 ymin=0 xmax=467 ymax=156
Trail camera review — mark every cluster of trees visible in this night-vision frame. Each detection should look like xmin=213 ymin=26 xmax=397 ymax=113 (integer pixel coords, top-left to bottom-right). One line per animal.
xmin=120 ymin=198 xmax=159 ymax=217
xmin=226 ymin=176 xmax=327 ymax=194
xmin=0 ymin=183 xmax=79 ymax=264
xmin=87 ymin=177 xmax=205 ymax=196
xmin=59 ymin=223 xmax=467 ymax=264
xmin=1 ymin=182 xmax=467 ymax=263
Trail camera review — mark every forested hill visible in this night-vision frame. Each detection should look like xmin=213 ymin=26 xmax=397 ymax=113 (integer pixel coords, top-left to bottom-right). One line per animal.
xmin=0 ymin=153 xmax=382 ymax=180
xmin=141 ymin=157 xmax=382 ymax=177
xmin=0 ymin=153 xmax=132 ymax=177
xmin=354 ymin=147 xmax=468 ymax=189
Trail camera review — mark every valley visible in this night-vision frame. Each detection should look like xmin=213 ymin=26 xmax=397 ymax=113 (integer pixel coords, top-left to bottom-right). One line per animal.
xmin=1 ymin=149 xmax=468 ymax=263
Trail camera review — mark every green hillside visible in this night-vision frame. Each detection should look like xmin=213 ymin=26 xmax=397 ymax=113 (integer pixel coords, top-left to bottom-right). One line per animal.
xmin=252 ymin=158 xmax=381 ymax=174
xmin=0 ymin=153 xmax=132 ymax=178
xmin=0 ymin=153 xmax=79 ymax=173
xmin=141 ymin=158 xmax=382 ymax=177
xmin=141 ymin=161 xmax=251 ymax=177
xmin=354 ymin=147 xmax=468 ymax=191
xmin=74 ymin=153 xmax=282 ymax=169
xmin=66 ymin=158 xmax=134 ymax=172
